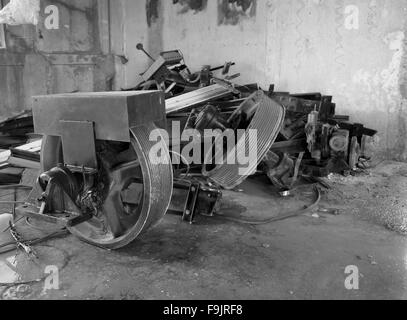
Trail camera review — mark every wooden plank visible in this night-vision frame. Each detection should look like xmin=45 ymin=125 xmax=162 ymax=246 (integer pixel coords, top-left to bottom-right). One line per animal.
xmin=7 ymin=157 xmax=40 ymax=170
xmin=0 ymin=150 xmax=10 ymax=164
xmin=0 ymin=167 xmax=24 ymax=175
xmin=16 ymin=140 xmax=42 ymax=152
xmin=0 ymin=139 xmax=42 ymax=165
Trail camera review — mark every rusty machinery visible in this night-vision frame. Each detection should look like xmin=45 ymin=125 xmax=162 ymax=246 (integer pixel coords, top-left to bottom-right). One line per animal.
xmin=14 ymin=88 xmax=287 ymax=250
xmin=16 ymin=91 xmax=175 ymax=250
xmin=13 ymin=54 xmax=378 ymax=250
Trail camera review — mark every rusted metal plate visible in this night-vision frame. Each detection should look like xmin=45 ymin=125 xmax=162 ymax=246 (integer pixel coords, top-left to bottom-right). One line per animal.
xmin=33 ymin=91 xmax=166 ymax=142
xmin=60 ymin=120 xmax=98 ymax=170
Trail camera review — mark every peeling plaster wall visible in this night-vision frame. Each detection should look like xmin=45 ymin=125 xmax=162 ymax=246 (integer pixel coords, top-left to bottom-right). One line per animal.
xmin=0 ymin=0 xmax=114 ymax=120
xmin=112 ymin=0 xmax=407 ymax=160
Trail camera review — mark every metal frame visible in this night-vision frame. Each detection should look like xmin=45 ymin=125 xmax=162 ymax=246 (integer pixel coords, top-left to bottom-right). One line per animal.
xmin=168 ymin=179 xmax=222 ymax=223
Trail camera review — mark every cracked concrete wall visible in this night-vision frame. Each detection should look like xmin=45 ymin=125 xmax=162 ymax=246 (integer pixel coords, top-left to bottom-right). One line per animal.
xmin=0 ymin=0 xmax=114 ymax=120
xmin=112 ymin=0 xmax=407 ymax=160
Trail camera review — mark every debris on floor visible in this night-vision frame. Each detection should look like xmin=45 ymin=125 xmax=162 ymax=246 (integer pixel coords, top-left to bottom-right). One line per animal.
xmin=0 ymin=110 xmax=40 ymax=180
xmin=0 ymin=110 xmax=34 ymax=147
xmin=0 ymin=140 xmax=41 ymax=185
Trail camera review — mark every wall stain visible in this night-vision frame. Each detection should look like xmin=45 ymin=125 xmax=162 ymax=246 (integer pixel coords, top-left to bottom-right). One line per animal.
xmin=294 ymin=0 xmax=306 ymax=74
xmin=0 ymin=0 xmax=112 ymax=119
xmin=395 ymin=22 xmax=407 ymax=161
xmin=218 ymin=0 xmax=257 ymax=26
xmin=5 ymin=26 xmax=35 ymax=53
xmin=146 ymin=0 xmax=164 ymax=57
xmin=146 ymin=0 xmax=160 ymax=27
xmin=172 ymin=0 xmax=207 ymax=14
xmin=50 ymin=0 xmax=98 ymax=53
xmin=334 ymin=0 xmax=345 ymax=68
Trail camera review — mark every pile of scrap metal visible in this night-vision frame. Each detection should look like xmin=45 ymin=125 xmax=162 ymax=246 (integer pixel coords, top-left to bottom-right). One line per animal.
xmin=0 ymin=110 xmax=34 ymax=149
xmin=0 ymin=111 xmax=39 ymax=185
xmin=264 ymin=89 xmax=377 ymax=191
xmin=135 ymin=46 xmax=377 ymax=192
xmin=127 ymin=43 xmax=239 ymax=97
xmin=11 ymin=47 xmax=377 ymax=251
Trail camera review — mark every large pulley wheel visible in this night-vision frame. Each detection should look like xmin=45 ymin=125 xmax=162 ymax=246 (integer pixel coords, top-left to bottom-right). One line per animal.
xmin=41 ymin=123 xmax=173 ymax=250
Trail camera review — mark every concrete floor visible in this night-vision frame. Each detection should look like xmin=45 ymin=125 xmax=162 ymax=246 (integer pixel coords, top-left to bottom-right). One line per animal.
xmin=1 ymin=161 xmax=407 ymax=300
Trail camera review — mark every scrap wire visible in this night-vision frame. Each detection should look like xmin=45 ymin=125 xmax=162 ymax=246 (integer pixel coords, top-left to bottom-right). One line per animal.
xmin=0 ymin=278 xmax=43 ymax=291
xmin=0 ymin=185 xmax=32 ymax=214
xmin=0 ymin=243 xmax=71 ymax=291
xmin=1 ymin=217 xmax=24 ymax=233
xmin=0 ymin=229 xmax=69 ymax=255
xmin=8 ymin=222 xmax=37 ymax=259
xmin=170 ymin=150 xmax=192 ymax=178
xmin=0 ymin=192 xmax=22 ymax=199
xmin=214 ymin=186 xmax=321 ymax=225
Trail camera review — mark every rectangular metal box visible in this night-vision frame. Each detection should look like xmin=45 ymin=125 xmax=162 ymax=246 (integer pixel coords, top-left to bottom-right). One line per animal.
xmin=33 ymin=91 xmax=166 ymax=142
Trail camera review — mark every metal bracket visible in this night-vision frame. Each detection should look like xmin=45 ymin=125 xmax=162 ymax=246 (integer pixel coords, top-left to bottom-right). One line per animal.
xmin=182 ymin=182 xmax=201 ymax=223
xmin=60 ymin=120 xmax=98 ymax=173
xmin=169 ymin=180 xmax=222 ymax=224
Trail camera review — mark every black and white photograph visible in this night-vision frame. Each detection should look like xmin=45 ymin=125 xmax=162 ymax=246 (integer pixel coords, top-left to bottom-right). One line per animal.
xmin=0 ymin=0 xmax=406 ymax=306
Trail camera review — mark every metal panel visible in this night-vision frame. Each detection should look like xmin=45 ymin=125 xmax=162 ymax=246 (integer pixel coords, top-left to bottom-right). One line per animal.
xmin=60 ymin=120 xmax=98 ymax=170
xmin=165 ymin=84 xmax=233 ymax=114
xmin=33 ymin=91 xmax=166 ymax=142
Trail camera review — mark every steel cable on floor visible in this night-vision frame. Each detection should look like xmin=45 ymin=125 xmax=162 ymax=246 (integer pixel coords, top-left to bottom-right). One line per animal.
xmin=0 ymin=229 xmax=69 ymax=255
xmin=0 ymin=224 xmax=70 ymax=294
xmin=0 ymin=242 xmax=71 ymax=294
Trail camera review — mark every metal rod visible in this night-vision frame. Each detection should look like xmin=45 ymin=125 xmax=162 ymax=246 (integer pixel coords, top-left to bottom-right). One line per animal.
xmin=136 ymin=43 xmax=155 ymax=61
xmin=11 ymin=187 xmax=16 ymax=220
